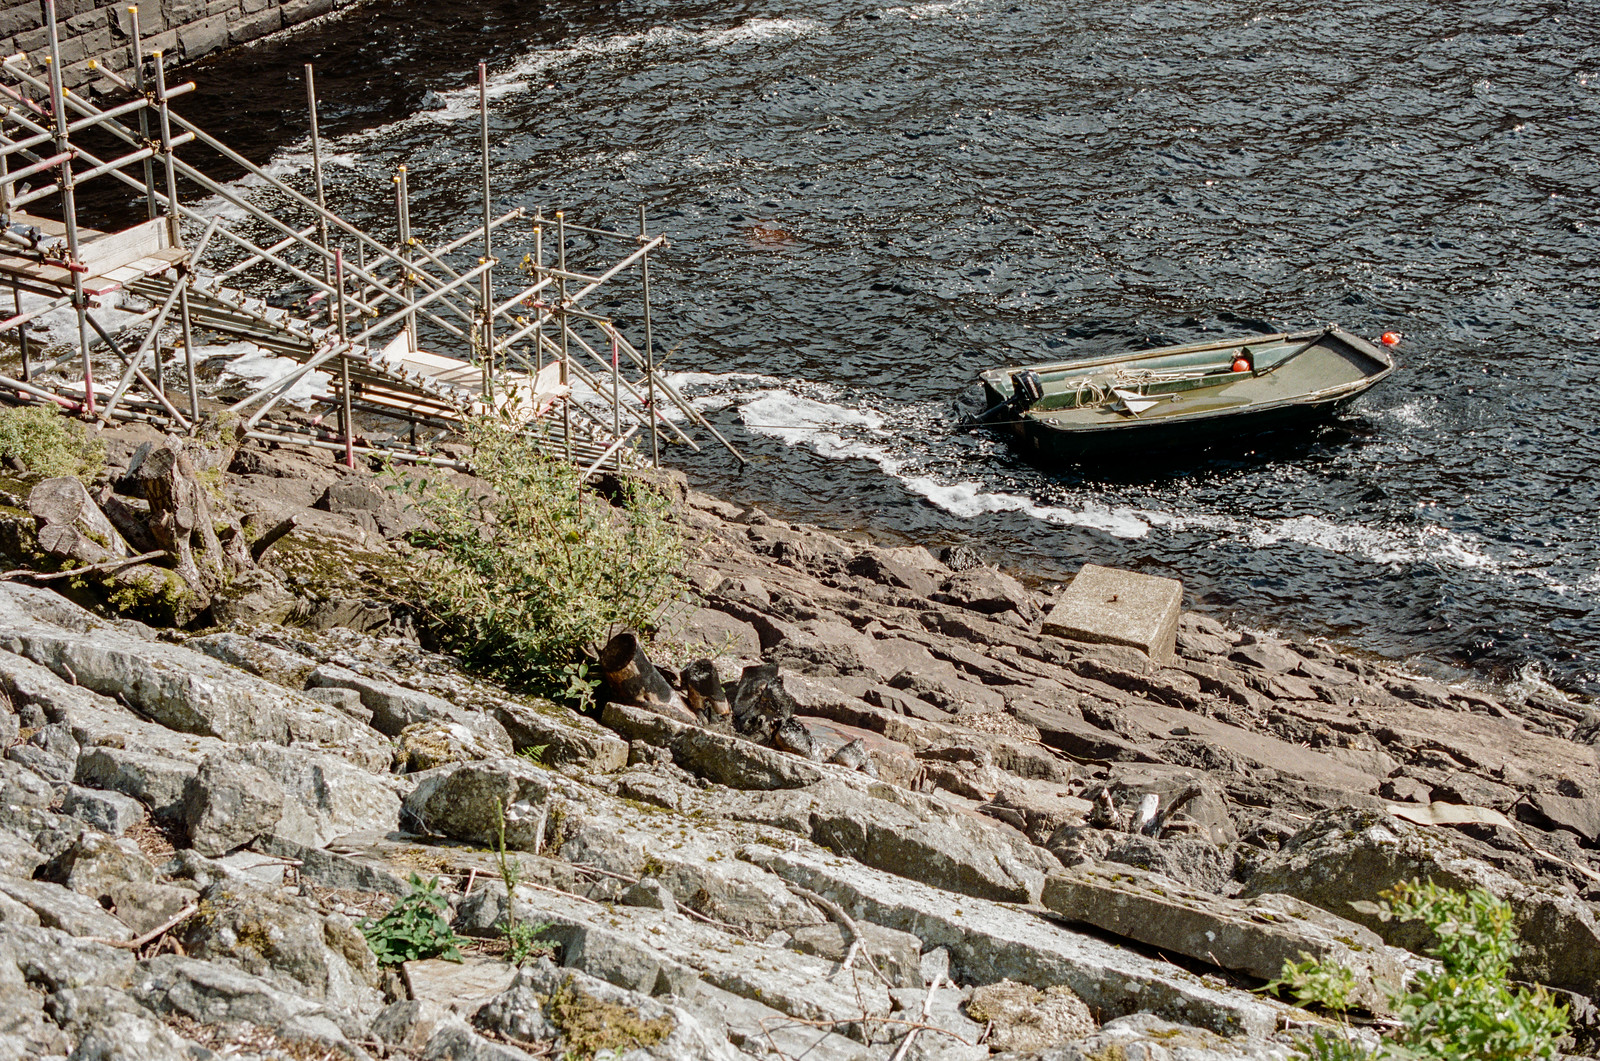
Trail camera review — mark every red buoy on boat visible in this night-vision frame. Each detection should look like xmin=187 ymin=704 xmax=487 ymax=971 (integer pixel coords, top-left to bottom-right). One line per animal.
xmin=1231 ymin=356 xmax=1252 ymax=373
xmin=1381 ymin=331 xmax=1402 ymax=345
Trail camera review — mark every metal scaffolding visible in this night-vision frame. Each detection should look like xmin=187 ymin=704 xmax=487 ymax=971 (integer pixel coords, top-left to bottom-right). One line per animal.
xmin=0 ymin=1 xmax=742 ymax=473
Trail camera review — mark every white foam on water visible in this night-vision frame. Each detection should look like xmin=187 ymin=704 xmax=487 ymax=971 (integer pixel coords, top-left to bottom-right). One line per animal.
xmin=898 ymin=475 xmax=1155 ymax=537
xmin=679 ymin=374 xmax=1516 ymax=572
xmin=703 ymin=18 xmax=826 ymax=48
xmin=881 ymin=0 xmax=987 ymax=19
xmin=341 ymin=18 xmax=824 ymax=144
xmin=208 ymin=341 xmax=332 ymax=407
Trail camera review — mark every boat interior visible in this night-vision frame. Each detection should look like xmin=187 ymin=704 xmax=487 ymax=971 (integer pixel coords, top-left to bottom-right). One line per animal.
xmin=984 ymin=329 xmax=1392 ymax=426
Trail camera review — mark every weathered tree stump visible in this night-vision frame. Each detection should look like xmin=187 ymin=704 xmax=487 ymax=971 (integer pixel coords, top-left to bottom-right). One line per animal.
xmin=600 ymin=630 xmax=693 ymax=721
xmin=127 ymin=434 xmax=254 ymax=622
xmin=28 ymin=476 xmax=132 ymax=567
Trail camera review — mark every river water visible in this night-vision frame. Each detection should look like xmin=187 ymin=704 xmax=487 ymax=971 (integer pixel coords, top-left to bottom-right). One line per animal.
xmin=162 ymin=0 xmax=1599 ymax=692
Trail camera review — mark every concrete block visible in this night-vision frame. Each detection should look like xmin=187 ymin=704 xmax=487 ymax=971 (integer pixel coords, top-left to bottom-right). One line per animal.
xmin=279 ymin=0 xmax=340 ymax=25
xmin=1042 ymin=563 xmax=1182 ymax=661
xmin=178 ymin=12 xmax=231 ymax=60
xmin=230 ymin=6 xmax=281 ymax=42
xmin=0 ymin=9 xmax=44 ymax=39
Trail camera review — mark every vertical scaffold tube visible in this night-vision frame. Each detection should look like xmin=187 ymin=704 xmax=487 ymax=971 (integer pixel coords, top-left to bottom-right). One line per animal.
xmin=479 ymin=61 xmax=494 ymax=400
xmin=640 ymin=204 xmax=658 ymax=469
xmin=44 ymin=0 xmax=93 ymax=413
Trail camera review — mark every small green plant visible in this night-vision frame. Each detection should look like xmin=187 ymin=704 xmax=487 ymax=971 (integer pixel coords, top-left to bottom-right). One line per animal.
xmin=358 ymin=873 xmax=468 ymax=966
xmin=518 ymin=744 xmax=549 ymax=765
xmin=0 ymin=404 xmax=103 ymax=481
xmin=494 ymin=798 xmax=555 ymax=966
xmin=1270 ymin=881 xmax=1569 ymax=1061
xmin=391 ymin=414 xmax=685 ymax=698
xmin=558 ymin=660 xmax=601 ymax=713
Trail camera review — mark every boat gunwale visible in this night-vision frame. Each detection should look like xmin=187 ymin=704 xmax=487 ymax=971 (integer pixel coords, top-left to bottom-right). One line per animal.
xmin=975 ymin=324 xmax=1395 ymax=437
xmin=976 ymin=324 xmax=1391 ymax=388
xmin=1016 ymin=365 xmax=1393 ymax=437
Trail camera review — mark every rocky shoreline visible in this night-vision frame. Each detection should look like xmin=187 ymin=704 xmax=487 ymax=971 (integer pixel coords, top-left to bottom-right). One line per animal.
xmin=0 ymin=422 xmax=1597 ymax=1060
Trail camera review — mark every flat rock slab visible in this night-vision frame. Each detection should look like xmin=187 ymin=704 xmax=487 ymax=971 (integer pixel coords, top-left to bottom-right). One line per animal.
xmin=747 ymin=847 xmax=1288 ymax=1038
xmin=403 ymin=957 xmax=518 ymax=1016
xmin=1040 ymin=861 xmax=1410 ymax=1012
xmin=1043 ymin=564 xmax=1183 ymax=661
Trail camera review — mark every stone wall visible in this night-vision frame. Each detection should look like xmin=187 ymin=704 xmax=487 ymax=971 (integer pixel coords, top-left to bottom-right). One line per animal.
xmin=0 ymin=0 xmax=363 ymax=90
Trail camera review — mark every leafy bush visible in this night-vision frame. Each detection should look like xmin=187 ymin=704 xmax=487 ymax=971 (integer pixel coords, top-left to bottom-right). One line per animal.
xmin=1272 ymin=880 xmax=1569 ymax=1061
xmin=392 ymin=415 xmax=685 ymax=694
xmin=0 ymin=404 xmax=103 ymax=481
xmin=358 ymin=873 xmax=468 ymax=966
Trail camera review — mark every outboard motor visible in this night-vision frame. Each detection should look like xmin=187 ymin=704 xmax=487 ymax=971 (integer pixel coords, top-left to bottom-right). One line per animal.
xmin=1011 ymin=369 xmax=1044 ymax=406
xmin=960 ymin=368 xmax=1045 ymax=431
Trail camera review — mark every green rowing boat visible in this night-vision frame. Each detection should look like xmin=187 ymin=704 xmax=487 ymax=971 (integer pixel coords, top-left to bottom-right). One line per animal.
xmin=971 ymin=325 xmax=1395 ymax=463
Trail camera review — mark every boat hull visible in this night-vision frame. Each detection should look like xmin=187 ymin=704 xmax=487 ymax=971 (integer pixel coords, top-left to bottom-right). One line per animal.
xmin=975 ymin=326 xmax=1394 ymax=465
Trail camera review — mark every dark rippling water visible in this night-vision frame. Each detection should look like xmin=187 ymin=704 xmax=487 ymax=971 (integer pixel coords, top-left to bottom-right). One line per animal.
xmin=157 ymin=0 xmax=1599 ymax=693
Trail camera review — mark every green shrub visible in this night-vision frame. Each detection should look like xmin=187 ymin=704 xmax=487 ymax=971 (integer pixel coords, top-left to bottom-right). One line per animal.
xmin=1271 ymin=881 xmax=1569 ymax=1061
xmin=392 ymin=415 xmax=685 ymax=694
xmin=358 ymin=873 xmax=468 ymax=966
xmin=0 ymin=404 xmax=103 ymax=481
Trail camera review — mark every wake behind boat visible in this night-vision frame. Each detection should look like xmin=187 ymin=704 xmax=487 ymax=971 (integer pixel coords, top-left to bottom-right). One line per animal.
xmin=968 ymin=325 xmax=1395 ymax=463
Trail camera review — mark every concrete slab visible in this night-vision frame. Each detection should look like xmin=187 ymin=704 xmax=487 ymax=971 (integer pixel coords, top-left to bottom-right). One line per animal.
xmin=1043 ymin=564 xmax=1183 ymax=661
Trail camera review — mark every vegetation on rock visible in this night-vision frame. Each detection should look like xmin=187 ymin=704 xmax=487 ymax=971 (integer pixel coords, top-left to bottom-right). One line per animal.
xmin=546 ymin=976 xmax=674 ymax=1061
xmin=392 ymin=414 xmax=685 ymax=695
xmin=0 ymin=404 xmax=103 ymax=481
xmin=357 ymin=873 xmax=468 ymax=966
xmin=1273 ymin=880 xmax=1570 ymax=1061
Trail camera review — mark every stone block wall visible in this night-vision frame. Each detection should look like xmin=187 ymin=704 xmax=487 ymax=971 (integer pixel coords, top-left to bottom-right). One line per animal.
xmin=0 ymin=0 xmax=363 ymax=90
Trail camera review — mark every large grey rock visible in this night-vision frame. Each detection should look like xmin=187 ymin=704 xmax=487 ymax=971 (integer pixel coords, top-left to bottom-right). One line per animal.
xmin=176 ymin=878 xmax=383 ymax=1027
xmin=477 ymin=959 xmax=745 ymax=1061
xmin=935 ymin=567 xmax=1040 ymax=620
xmin=675 ymin=979 xmax=873 ymax=1061
xmin=50 ymin=831 xmax=157 ymax=904
xmin=186 ymin=632 xmax=318 ymax=690
xmin=9 ymin=720 xmax=77 ymax=781
xmin=131 ymin=954 xmax=360 ymax=1050
xmin=403 ymin=758 xmax=557 ymax=849
xmin=493 ymin=695 xmax=629 ymax=772
xmin=786 ymin=919 xmax=924 ymax=989
xmin=744 ymin=847 xmax=1289 ymax=1038
xmin=0 ymin=923 xmax=136 ymax=991
xmin=75 ymin=746 xmax=198 ymax=819
xmin=47 ymin=986 xmax=194 ymax=1061
xmin=0 ymin=888 xmax=40 ymax=926
xmin=225 ymin=741 xmax=401 ymax=849
xmin=307 ymin=662 xmax=460 ymax=735
xmin=0 ymin=876 xmax=132 ymax=940
xmin=602 ymin=701 xmax=823 ymax=789
xmin=1038 ymin=1013 xmax=1301 ymax=1061
xmin=1242 ymin=808 xmax=1600 ymax=1000
xmin=60 ymin=784 xmax=147 ymax=836
xmin=515 ymin=881 xmax=887 ymax=1031
xmin=0 ymin=981 xmax=70 ymax=1059
xmin=0 ymin=585 xmax=384 ymax=762
xmin=1042 ymin=564 xmax=1183 ymax=661
xmin=0 ymin=757 xmax=55 ymax=812
xmin=966 ymin=979 xmax=1094 ymax=1054
xmin=397 ymin=714 xmax=515 ymax=771
xmin=181 ymin=754 xmax=284 ymax=857
xmin=700 ymin=776 xmax=1058 ymax=904
xmin=1042 ymin=861 xmax=1410 ymax=1012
